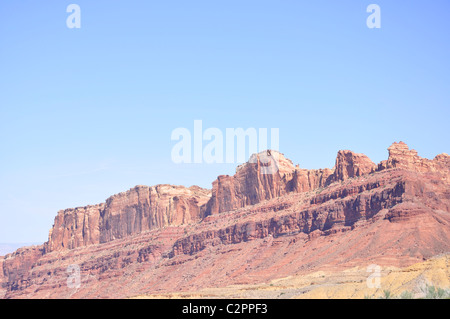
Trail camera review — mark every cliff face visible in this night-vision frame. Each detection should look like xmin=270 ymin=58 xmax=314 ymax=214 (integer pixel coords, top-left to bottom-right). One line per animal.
xmin=99 ymin=185 xmax=210 ymax=244
xmin=45 ymin=205 xmax=104 ymax=252
xmin=170 ymin=164 xmax=450 ymax=260
xmin=205 ymin=152 xmax=295 ymax=215
xmin=0 ymin=246 xmax=44 ymax=293
xmin=45 ymin=185 xmax=211 ymax=252
xmin=287 ymin=168 xmax=333 ymax=193
xmin=1 ymin=141 xmax=449 ymax=299
xmin=205 ymin=149 xmax=377 ymax=215
xmin=43 ymin=145 xmax=409 ymax=253
xmin=171 ymin=178 xmax=405 ymax=257
xmin=332 ymin=150 xmax=376 ymax=182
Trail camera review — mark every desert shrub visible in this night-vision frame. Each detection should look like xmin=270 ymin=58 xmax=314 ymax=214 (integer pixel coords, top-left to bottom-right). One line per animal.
xmin=423 ymin=285 xmax=450 ymax=299
xmin=399 ymin=290 xmax=414 ymax=299
xmin=379 ymin=290 xmax=393 ymax=299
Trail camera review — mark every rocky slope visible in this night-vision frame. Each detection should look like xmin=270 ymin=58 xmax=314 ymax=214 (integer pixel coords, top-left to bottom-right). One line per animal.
xmin=1 ymin=142 xmax=449 ymax=299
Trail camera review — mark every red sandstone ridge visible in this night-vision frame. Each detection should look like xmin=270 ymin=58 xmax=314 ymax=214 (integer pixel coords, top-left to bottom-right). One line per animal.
xmin=205 ymin=151 xmax=306 ymax=215
xmin=45 ymin=185 xmax=211 ymax=252
xmin=205 ymin=149 xmax=376 ymax=215
xmin=0 ymin=142 xmax=449 ymax=299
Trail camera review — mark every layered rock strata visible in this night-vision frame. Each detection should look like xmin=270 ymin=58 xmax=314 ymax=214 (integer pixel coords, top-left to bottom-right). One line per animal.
xmin=1 ymin=142 xmax=449 ymax=299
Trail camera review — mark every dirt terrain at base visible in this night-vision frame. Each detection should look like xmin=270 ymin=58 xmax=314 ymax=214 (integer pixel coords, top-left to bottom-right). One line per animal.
xmin=133 ymin=254 xmax=450 ymax=299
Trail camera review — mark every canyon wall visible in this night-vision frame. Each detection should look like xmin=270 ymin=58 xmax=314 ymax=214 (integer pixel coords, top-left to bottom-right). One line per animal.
xmin=44 ymin=185 xmax=211 ymax=252
xmin=205 ymin=149 xmax=377 ymax=215
xmin=2 ymin=141 xmax=449 ymax=298
xmin=47 ymin=142 xmax=436 ymax=253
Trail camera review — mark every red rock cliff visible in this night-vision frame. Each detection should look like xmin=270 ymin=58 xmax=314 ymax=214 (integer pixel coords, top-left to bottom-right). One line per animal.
xmin=41 ymin=142 xmax=450 ymax=253
xmin=205 ymin=151 xmax=297 ymax=215
xmin=45 ymin=185 xmax=211 ymax=252
xmin=205 ymin=149 xmax=377 ymax=215
xmin=332 ymin=150 xmax=376 ymax=182
xmin=1 ymin=141 xmax=449 ymax=299
xmin=0 ymin=246 xmax=44 ymax=293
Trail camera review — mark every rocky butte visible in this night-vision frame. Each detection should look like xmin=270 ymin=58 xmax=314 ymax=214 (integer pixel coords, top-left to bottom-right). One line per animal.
xmin=0 ymin=142 xmax=449 ymax=299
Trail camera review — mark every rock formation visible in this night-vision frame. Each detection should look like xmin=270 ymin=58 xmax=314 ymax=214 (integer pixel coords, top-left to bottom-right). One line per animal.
xmin=1 ymin=141 xmax=449 ymax=299
xmin=332 ymin=150 xmax=376 ymax=182
xmin=378 ymin=141 xmax=450 ymax=174
xmin=205 ymin=149 xmax=377 ymax=215
xmin=0 ymin=246 xmax=44 ymax=293
xmin=45 ymin=185 xmax=211 ymax=252
xmin=205 ymin=151 xmax=298 ymax=215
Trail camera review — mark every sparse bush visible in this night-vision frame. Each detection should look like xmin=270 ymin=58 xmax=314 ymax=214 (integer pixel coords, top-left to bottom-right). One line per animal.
xmin=423 ymin=285 xmax=450 ymax=299
xmin=367 ymin=285 xmax=450 ymax=300
xmin=379 ymin=290 xmax=393 ymax=299
xmin=399 ymin=290 xmax=414 ymax=299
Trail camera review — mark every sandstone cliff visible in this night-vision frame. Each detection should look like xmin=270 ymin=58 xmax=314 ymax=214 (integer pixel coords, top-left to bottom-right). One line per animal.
xmin=1 ymin=141 xmax=449 ymax=299
xmin=0 ymin=246 xmax=44 ymax=293
xmin=332 ymin=150 xmax=376 ymax=182
xmin=205 ymin=148 xmax=377 ymax=215
xmin=205 ymin=151 xmax=298 ymax=215
xmin=45 ymin=185 xmax=211 ymax=252
xmin=42 ymin=142 xmax=450 ymax=253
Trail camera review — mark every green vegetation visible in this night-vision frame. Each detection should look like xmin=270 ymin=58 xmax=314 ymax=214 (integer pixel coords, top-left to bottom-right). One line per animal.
xmin=380 ymin=290 xmax=393 ymax=299
xmin=399 ymin=290 xmax=414 ymax=299
xmin=364 ymin=285 xmax=450 ymax=299
xmin=423 ymin=285 xmax=450 ymax=299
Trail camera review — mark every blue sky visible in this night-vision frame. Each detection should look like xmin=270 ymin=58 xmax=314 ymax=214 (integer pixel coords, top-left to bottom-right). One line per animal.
xmin=0 ymin=1 xmax=449 ymax=243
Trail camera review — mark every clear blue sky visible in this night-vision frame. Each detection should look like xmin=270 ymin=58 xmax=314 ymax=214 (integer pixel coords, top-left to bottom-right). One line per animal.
xmin=0 ymin=1 xmax=449 ymax=243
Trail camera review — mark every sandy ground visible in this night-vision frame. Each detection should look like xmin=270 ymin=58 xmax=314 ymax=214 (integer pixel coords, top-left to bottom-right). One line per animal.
xmin=133 ymin=253 xmax=450 ymax=299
